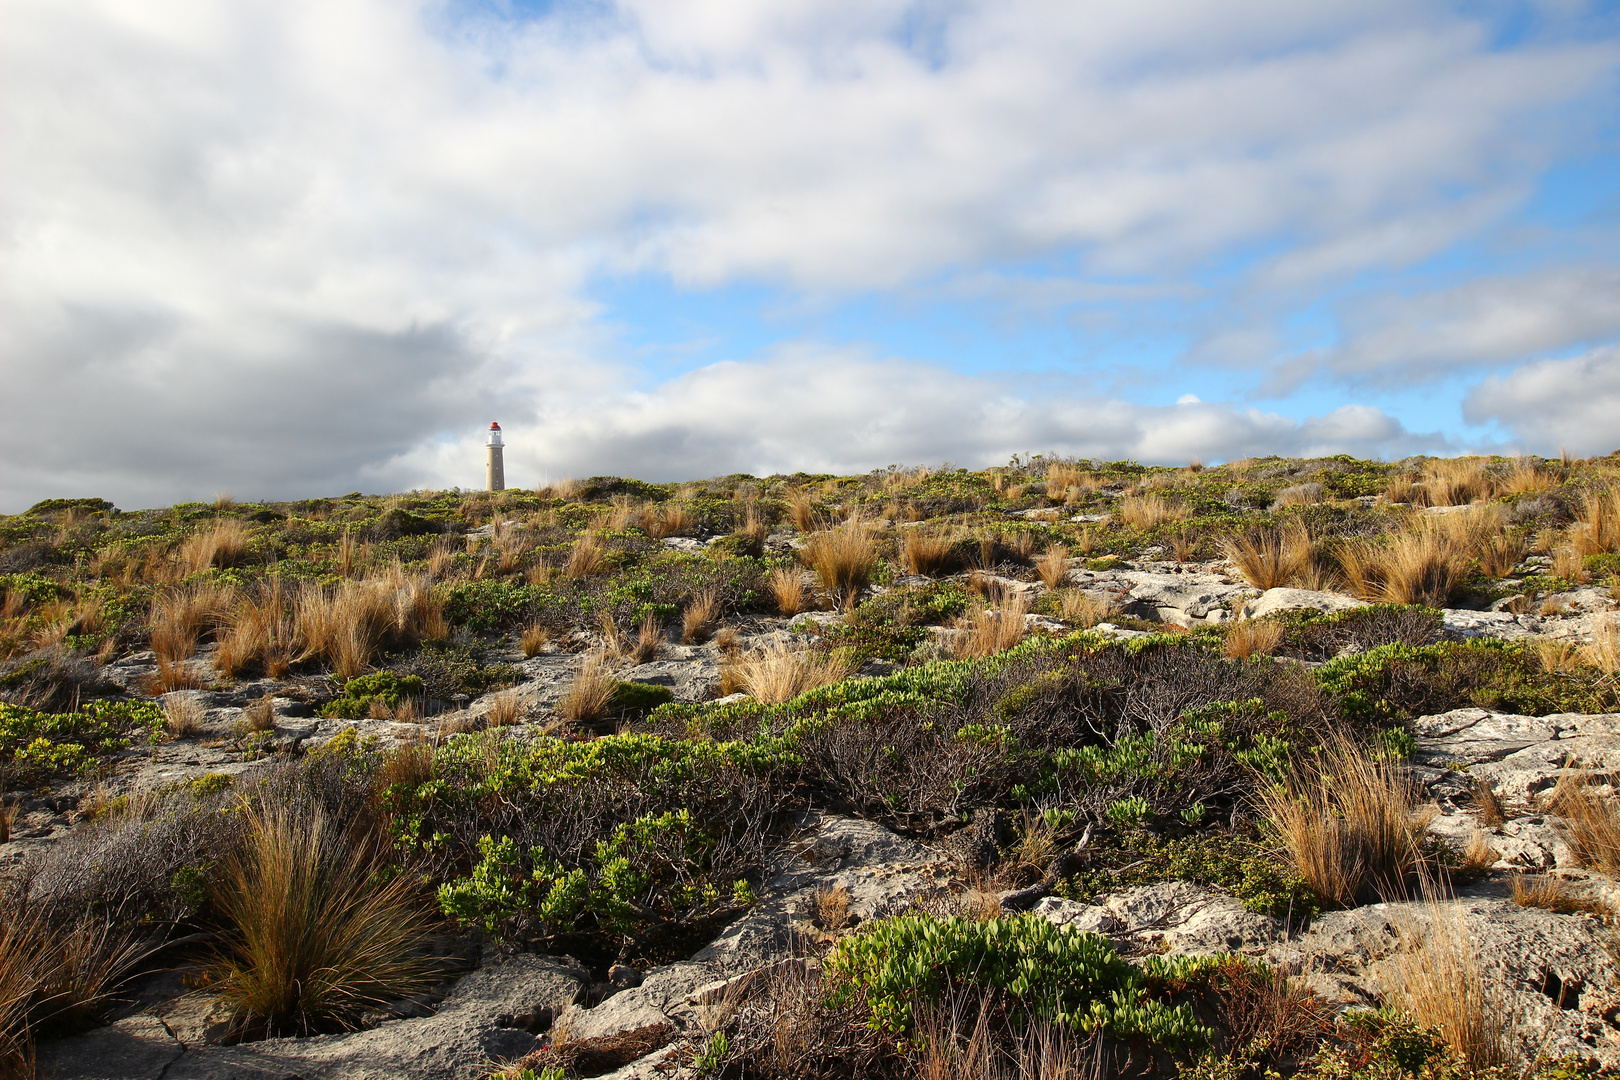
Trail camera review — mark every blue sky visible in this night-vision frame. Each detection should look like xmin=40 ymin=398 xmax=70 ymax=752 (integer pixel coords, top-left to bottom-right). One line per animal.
xmin=3 ymin=0 xmax=1620 ymax=507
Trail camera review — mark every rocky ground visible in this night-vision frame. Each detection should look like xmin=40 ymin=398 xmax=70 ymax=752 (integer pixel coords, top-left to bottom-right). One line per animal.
xmin=17 ymin=543 xmax=1620 ymax=1080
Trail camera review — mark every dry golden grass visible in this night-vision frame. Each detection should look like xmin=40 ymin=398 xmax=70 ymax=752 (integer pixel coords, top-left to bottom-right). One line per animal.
xmin=728 ymin=639 xmax=855 ymax=704
xmin=951 ymin=595 xmax=1030 ymax=660
xmin=1575 ymin=486 xmax=1620 ymax=554
xmin=243 ymin=694 xmax=278 ymax=733
xmin=1501 ymin=456 xmax=1559 ymax=495
xmin=293 ymin=583 xmax=389 ymax=678
xmin=1547 ymin=770 xmax=1620 ymax=873
xmin=1419 ymin=457 xmax=1494 ymax=507
xmin=810 ymin=885 xmax=851 ymax=931
xmin=1583 ymin=617 xmax=1619 ymax=675
xmin=149 ymin=585 xmax=232 ymax=665
xmin=486 ymin=690 xmax=524 ymax=728
xmin=558 ymin=648 xmax=617 ymax=724
xmin=1510 ymin=873 xmax=1606 ymax=915
xmin=162 ymin=693 xmax=206 ymax=739
xmin=1258 ymin=737 xmax=1433 ymax=908
xmin=1224 ymin=619 xmax=1283 ymax=660
xmin=1535 ymin=637 xmax=1582 ymax=675
xmin=1471 ymin=777 xmax=1506 ymax=828
xmin=1 ymin=909 xmax=144 ymax=1079
xmin=1338 ymin=516 xmax=1484 ymax=607
xmin=784 ymin=488 xmax=822 ymax=532
xmin=682 ymin=591 xmax=719 ymax=644
xmin=178 ymin=519 xmax=252 ymax=575
xmin=802 ymin=519 xmax=876 ymax=609
xmin=1034 ymin=545 xmax=1070 ymax=589
xmin=768 ymin=567 xmax=808 ymax=616
xmin=1222 ymin=525 xmax=1313 ymax=591
xmin=630 ymin=611 xmax=664 ymax=664
xmin=520 ymin=622 xmax=550 ymax=657
xmin=904 ymin=530 xmax=961 ymax=577
xmin=714 ymin=625 xmax=741 ymax=653
xmin=1461 ymin=830 xmax=1500 ymax=873
xmin=1044 ymin=462 xmax=1086 ymax=491
xmin=1383 ymin=898 xmax=1513 ymax=1070
xmin=564 ymin=533 xmax=606 ymax=578
xmin=1274 ymin=483 xmax=1326 ymax=507
xmin=1119 ymin=494 xmax=1190 ymax=530
xmin=215 ymin=578 xmax=297 ymax=678
xmin=207 ymin=802 xmax=437 ymax=1038
xmin=1056 ymin=589 xmax=1114 ymax=628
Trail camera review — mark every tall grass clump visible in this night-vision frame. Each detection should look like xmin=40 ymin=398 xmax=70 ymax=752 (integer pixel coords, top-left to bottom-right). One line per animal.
xmin=1119 ymin=495 xmax=1190 ymax=529
xmin=1 ymin=908 xmax=144 ymax=1078
xmin=178 ymin=519 xmax=252 ymax=574
xmin=1257 ymin=738 xmax=1433 ymax=908
xmin=1547 ymin=770 xmax=1620 ymax=873
xmin=1222 ymin=526 xmax=1313 ymax=591
xmin=207 ymin=802 xmax=437 ymax=1039
xmin=1383 ymin=898 xmax=1513 ymax=1069
xmin=558 ymin=649 xmax=616 ymax=724
xmin=769 ymin=567 xmax=808 ymax=616
xmin=904 ymin=530 xmax=961 ymax=577
xmin=951 ymin=595 xmax=1030 ymax=660
xmin=1034 ymin=545 xmax=1070 ymax=589
xmin=802 ymin=520 xmax=876 ymax=609
xmin=728 ymin=639 xmax=854 ymax=704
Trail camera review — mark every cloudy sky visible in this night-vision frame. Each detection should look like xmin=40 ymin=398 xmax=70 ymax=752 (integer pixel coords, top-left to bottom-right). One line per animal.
xmin=4 ymin=0 xmax=1620 ymax=510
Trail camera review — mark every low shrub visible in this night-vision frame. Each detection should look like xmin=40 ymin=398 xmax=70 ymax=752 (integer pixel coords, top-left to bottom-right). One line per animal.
xmin=825 ymin=913 xmax=1211 ymax=1047
xmin=0 ymin=700 xmax=164 ymax=781
xmin=318 ymin=673 xmax=424 ymax=720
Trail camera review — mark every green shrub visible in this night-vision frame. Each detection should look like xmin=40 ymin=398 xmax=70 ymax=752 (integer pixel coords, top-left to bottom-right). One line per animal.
xmin=825 ymin=913 xmax=1212 ymax=1047
xmin=0 ymin=700 xmax=164 ymax=780
xmin=606 ymin=681 xmax=674 ymax=714
xmin=318 ymin=673 xmax=423 ymax=719
xmin=1056 ymin=829 xmax=1319 ymax=920
xmin=1316 ymin=640 xmax=1619 ymax=723
xmin=443 ymin=580 xmax=545 ymax=631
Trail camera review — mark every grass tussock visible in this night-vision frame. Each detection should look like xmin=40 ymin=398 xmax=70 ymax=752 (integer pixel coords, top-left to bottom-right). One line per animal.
xmin=207 ymin=801 xmax=437 ymax=1038
xmin=558 ymin=648 xmax=616 ymax=724
xmin=1383 ymin=899 xmax=1514 ymax=1070
xmin=1547 ymin=770 xmax=1620 ymax=874
xmin=951 ymin=595 xmax=1030 ymax=660
xmin=178 ymin=519 xmax=252 ymax=575
xmin=520 ymin=622 xmax=550 ymax=657
xmin=904 ymin=530 xmax=963 ymax=577
xmin=564 ymin=533 xmax=606 ymax=578
xmin=769 ymin=567 xmax=808 ymax=616
xmin=1055 ymin=589 xmax=1114 ymax=628
xmin=1119 ymin=495 xmax=1190 ymax=529
xmin=1224 ymin=618 xmax=1283 ymax=660
xmin=162 ymin=693 xmax=207 ymax=739
xmin=1258 ymin=738 xmax=1433 ymax=908
xmin=1034 ymin=545 xmax=1070 ymax=590
xmin=0 ymin=909 xmax=145 ymax=1078
xmin=1222 ymin=526 xmax=1315 ymax=591
xmin=727 ymin=639 xmax=855 ymax=704
xmin=682 ymin=591 xmax=719 ymax=644
xmin=802 ymin=520 xmax=877 ymax=609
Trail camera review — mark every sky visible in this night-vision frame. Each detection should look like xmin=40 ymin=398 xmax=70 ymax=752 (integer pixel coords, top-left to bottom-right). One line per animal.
xmin=4 ymin=0 xmax=1620 ymax=510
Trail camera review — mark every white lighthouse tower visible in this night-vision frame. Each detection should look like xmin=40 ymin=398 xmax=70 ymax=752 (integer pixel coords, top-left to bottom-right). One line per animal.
xmin=485 ymin=422 xmax=505 ymax=492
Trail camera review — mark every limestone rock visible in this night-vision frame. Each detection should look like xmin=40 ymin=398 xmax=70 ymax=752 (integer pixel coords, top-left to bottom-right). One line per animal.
xmin=1031 ymin=882 xmax=1281 ymax=955
xmin=1238 ymin=587 xmax=1366 ymax=621
xmin=1270 ymin=897 xmax=1620 ymax=1067
xmin=36 ymin=1015 xmax=184 ymax=1080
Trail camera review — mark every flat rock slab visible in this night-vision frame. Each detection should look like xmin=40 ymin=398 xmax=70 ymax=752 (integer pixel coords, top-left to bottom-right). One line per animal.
xmin=38 ymin=1015 xmax=184 ymax=1080
xmin=1239 ymin=587 xmax=1366 ymax=621
xmin=1032 ymin=881 xmax=1281 ymax=955
xmin=1270 ymin=898 xmax=1620 ymax=1067
xmin=40 ymin=955 xmax=590 ymax=1080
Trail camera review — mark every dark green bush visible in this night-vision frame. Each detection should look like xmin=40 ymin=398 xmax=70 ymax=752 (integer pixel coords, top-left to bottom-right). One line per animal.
xmin=825 ymin=913 xmax=1212 ymax=1047
xmin=318 ymin=673 xmax=423 ymax=720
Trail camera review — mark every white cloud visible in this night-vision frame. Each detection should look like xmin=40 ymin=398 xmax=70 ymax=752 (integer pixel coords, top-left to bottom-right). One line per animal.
xmin=1463 ymin=346 xmax=1620 ymax=456
xmin=0 ymin=0 xmax=1613 ymax=508
xmin=380 ymin=346 xmax=1440 ymax=490
xmin=1310 ymin=267 xmax=1620 ymax=382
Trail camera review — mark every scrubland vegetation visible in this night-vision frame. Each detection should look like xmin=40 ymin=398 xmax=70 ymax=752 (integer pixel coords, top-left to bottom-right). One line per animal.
xmin=3 ymin=453 xmax=1620 ymax=1078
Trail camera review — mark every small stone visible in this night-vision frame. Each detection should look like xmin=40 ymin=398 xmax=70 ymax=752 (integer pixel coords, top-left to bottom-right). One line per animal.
xmin=608 ymin=963 xmax=643 ymax=989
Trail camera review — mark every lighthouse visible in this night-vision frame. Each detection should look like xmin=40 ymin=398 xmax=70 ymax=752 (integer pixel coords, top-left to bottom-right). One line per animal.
xmin=485 ymin=422 xmax=505 ymax=492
